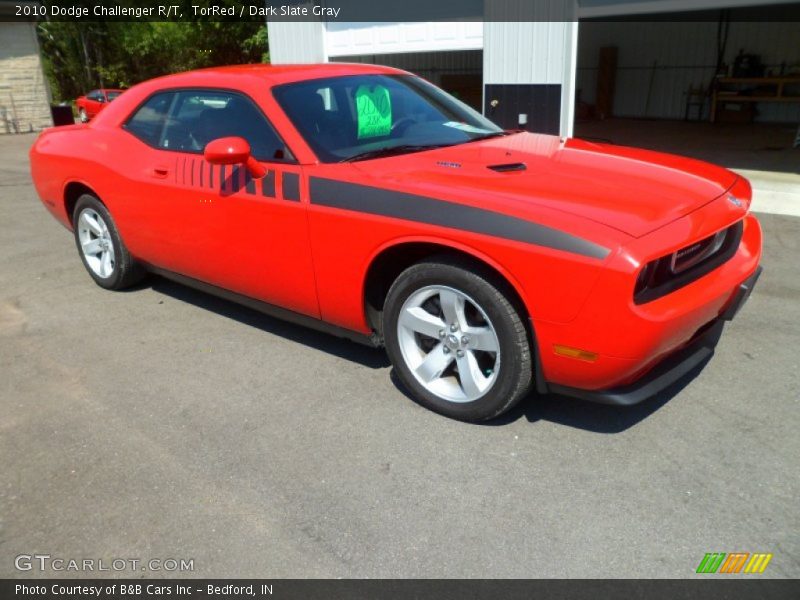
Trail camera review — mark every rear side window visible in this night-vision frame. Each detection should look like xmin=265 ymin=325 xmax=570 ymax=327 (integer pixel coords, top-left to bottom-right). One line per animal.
xmin=125 ymin=92 xmax=175 ymax=147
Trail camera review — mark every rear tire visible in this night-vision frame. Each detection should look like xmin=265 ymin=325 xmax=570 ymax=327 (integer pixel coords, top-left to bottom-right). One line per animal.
xmin=383 ymin=256 xmax=533 ymax=422
xmin=72 ymin=194 xmax=144 ymax=290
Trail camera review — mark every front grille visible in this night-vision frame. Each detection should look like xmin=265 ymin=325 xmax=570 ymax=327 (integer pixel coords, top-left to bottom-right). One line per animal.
xmin=670 ymin=230 xmax=726 ymax=274
xmin=634 ymin=221 xmax=743 ymax=304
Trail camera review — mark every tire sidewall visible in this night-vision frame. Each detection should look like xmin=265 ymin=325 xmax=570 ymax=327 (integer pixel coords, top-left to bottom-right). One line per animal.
xmin=384 ymin=262 xmax=528 ymax=422
xmin=72 ymin=195 xmax=125 ymax=290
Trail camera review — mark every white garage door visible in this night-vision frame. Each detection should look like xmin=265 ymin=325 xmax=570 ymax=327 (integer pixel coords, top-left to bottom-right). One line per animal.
xmin=325 ymin=22 xmax=484 ymax=58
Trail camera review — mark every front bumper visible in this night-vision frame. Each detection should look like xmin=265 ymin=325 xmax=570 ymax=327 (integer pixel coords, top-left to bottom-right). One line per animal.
xmin=547 ymin=267 xmax=761 ymax=406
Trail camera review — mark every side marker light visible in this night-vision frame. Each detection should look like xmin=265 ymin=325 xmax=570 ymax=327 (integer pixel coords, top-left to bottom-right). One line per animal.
xmin=553 ymin=345 xmax=599 ymax=362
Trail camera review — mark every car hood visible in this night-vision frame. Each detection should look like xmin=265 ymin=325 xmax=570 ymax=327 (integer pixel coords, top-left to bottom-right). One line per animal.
xmin=352 ymin=133 xmax=738 ymax=238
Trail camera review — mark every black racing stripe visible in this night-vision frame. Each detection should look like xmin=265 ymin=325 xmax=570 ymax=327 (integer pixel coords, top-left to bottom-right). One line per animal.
xmin=231 ymin=165 xmax=241 ymax=193
xmin=261 ymin=171 xmax=275 ymax=197
xmin=244 ymin=168 xmax=255 ymax=195
xmin=309 ymin=177 xmax=610 ymax=260
xmin=283 ymin=172 xmax=300 ymax=202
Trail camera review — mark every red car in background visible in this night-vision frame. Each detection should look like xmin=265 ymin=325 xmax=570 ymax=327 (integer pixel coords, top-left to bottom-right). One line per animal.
xmin=29 ymin=64 xmax=762 ymax=421
xmin=75 ymin=88 xmax=124 ymax=122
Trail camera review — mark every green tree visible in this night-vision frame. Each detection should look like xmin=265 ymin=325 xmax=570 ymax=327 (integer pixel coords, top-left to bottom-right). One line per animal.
xmin=37 ymin=2 xmax=268 ymax=103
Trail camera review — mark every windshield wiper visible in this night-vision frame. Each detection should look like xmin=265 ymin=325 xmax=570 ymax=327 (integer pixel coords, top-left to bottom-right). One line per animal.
xmin=340 ymin=144 xmax=451 ymax=163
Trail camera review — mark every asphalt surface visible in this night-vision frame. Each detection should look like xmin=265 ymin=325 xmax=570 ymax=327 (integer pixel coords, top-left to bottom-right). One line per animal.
xmin=1 ymin=133 xmax=798 ymax=578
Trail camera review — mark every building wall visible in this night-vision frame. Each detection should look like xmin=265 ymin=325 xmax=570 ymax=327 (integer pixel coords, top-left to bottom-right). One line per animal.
xmin=577 ymin=20 xmax=800 ymax=122
xmin=267 ymin=19 xmax=326 ymax=63
xmin=482 ymin=1 xmax=578 ymax=135
xmin=268 ymin=0 xmax=587 ymax=135
xmin=0 ymin=22 xmax=52 ymax=134
xmin=483 ymin=21 xmax=570 ymax=86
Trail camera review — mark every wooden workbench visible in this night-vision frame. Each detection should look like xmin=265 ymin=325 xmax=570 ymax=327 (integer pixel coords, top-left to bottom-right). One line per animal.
xmin=710 ymin=76 xmax=800 ymax=123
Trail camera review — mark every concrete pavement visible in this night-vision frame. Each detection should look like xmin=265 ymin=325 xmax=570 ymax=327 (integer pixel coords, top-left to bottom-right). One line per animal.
xmin=735 ymin=168 xmax=800 ymax=218
xmin=1 ymin=133 xmax=798 ymax=578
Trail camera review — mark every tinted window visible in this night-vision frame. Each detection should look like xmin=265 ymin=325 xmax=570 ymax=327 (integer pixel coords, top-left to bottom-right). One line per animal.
xmin=159 ymin=90 xmax=292 ymax=162
xmin=87 ymin=90 xmax=102 ymax=101
xmin=273 ymin=74 xmax=502 ymax=163
xmin=107 ymin=91 xmax=122 ymax=101
xmin=125 ymin=92 xmax=174 ymax=147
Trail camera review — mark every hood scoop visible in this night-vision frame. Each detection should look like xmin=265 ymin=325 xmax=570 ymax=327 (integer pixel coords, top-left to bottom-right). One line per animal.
xmin=487 ymin=162 xmax=526 ymax=173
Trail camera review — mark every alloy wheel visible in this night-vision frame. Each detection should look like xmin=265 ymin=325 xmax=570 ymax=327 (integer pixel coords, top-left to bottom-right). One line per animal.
xmin=77 ymin=208 xmax=115 ymax=278
xmin=396 ymin=285 xmax=501 ymax=403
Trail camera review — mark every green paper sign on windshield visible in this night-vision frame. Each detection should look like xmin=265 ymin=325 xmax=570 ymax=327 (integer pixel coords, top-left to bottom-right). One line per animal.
xmin=355 ymin=84 xmax=392 ymax=139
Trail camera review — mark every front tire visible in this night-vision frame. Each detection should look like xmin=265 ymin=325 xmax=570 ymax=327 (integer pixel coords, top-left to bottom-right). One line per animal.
xmin=72 ymin=194 xmax=144 ymax=290
xmin=384 ymin=256 xmax=533 ymax=422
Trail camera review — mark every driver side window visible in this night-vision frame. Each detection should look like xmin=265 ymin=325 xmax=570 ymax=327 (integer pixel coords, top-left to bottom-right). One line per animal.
xmin=160 ymin=90 xmax=293 ymax=163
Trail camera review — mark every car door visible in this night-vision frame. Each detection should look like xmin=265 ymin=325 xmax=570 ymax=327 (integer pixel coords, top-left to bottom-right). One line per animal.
xmin=99 ymin=90 xmax=112 ymax=111
xmin=120 ymin=88 xmax=319 ymax=318
xmin=117 ymin=91 xmax=212 ymax=277
xmin=78 ymin=91 xmax=94 ymax=116
xmin=86 ymin=90 xmax=104 ymax=118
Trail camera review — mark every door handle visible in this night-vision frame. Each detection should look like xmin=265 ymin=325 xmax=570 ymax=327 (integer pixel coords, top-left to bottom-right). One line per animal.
xmin=152 ymin=166 xmax=169 ymax=179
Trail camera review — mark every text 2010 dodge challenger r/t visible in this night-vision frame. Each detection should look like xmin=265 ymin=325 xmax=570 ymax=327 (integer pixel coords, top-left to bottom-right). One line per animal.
xmin=30 ymin=64 xmax=762 ymax=421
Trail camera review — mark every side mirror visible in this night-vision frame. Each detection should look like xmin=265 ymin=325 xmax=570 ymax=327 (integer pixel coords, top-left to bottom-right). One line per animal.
xmin=204 ymin=136 xmax=266 ymax=178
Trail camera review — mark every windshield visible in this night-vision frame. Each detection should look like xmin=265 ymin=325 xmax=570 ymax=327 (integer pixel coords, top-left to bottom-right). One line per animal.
xmin=273 ymin=74 xmax=503 ymax=163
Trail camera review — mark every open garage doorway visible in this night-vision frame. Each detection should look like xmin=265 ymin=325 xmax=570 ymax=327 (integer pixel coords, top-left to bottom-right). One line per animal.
xmin=573 ymin=4 xmax=800 ymax=176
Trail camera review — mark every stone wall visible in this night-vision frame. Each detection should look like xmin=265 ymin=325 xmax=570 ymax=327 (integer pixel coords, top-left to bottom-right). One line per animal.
xmin=0 ymin=22 xmax=52 ymax=134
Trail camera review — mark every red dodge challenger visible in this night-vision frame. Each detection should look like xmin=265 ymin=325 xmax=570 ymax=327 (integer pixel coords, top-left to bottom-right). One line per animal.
xmin=30 ymin=64 xmax=762 ymax=421
xmin=75 ymin=88 xmax=124 ymax=122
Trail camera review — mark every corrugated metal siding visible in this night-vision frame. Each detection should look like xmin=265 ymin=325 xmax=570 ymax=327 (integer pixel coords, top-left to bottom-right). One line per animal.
xmin=484 ymin=21 xmax=570 ymax=85
xmin=482 ymin=5 xmax=579 ymax=136
xmin=267 ymin=20 xmax=326 ymax=63
xmin=483 ymin=0 xmax=576 ymax=84
xmin=577 ymin=20 xmax=800 ymax=122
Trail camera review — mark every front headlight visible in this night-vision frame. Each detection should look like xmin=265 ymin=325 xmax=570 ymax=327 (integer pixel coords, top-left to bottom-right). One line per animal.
xmin=633 ymin=221 xmax=743 ymax=304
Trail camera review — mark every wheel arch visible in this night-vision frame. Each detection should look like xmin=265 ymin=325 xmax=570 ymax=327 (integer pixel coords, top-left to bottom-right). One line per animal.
xmin=362 ymin=237 xmax=532 ymax=341
xmin=63 ymin=181 xmax=101 ymax=228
